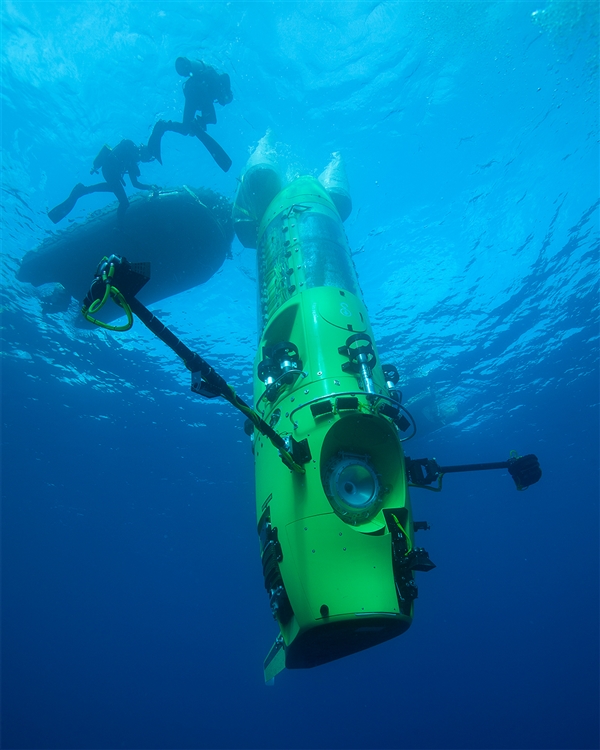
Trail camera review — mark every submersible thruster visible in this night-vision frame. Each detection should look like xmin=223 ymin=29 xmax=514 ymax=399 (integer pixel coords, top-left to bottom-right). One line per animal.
xmin=234 ymin=149 xmax=434 ymax=681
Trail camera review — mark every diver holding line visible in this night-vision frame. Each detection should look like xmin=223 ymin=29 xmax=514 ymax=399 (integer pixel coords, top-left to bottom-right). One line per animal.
xmin=48 ymin=139 xmax=158 ymax=224
xmin=148 ymin=57 xmax=233 ymax=172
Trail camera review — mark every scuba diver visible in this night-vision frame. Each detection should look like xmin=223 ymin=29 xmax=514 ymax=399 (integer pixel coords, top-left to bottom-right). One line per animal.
xmin=48 ymin=139 xmax=157 ymax=224
xmin=148 ymin=57 xmax=233 ymax=172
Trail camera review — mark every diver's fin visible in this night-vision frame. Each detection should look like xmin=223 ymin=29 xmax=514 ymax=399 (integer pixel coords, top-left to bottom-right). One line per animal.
xmin=48 ymin=200 xmax=73 ymax=224
xmin=148 ymin=121 xmax=167 ymax=165
xmin=48 ymin=184 xmax=84 ymax=224
xmin=263 ymin=635 xmax=286 ymax=684
xmin=194 ymin=128 xmax=232 ymax=172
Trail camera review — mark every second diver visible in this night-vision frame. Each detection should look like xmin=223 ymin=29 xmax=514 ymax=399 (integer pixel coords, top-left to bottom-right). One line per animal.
xmin=48 ymin=139 xmax=157 ymax=224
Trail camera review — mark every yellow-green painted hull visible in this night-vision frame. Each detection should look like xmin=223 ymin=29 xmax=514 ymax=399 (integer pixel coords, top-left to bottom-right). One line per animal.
xmin=252 ymin=177 xmax=415 ymax=673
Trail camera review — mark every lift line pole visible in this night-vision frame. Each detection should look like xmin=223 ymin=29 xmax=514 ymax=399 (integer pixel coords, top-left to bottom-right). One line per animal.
xmin=406 ymin=455 xmax=541 ymax=491
xmin=126 ymin=296 xmax=306 ymax=474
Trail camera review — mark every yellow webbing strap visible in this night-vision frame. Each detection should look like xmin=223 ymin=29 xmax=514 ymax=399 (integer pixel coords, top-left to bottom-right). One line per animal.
xmin=81 ymin=261 xmax=134 ymax=332
xmin=390 ymin=513 xmax=412 ymax=553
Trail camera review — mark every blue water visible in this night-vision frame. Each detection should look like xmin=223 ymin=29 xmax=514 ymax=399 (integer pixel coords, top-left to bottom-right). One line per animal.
xmin=2 ymin=2 xmax=598 ymax=749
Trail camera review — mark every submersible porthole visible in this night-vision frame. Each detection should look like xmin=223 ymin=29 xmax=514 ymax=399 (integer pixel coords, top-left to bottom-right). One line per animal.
xmin=323 ymin=453 xmax=382 ymax=525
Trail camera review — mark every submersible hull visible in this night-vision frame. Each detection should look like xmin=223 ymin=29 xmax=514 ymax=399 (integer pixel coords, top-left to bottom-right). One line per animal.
xmin=249 ymin=175 xmax=423 ymax=679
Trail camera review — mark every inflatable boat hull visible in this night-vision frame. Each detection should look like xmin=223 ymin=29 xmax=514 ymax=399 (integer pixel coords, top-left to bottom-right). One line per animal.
xmin=18 ymin=187 xmax=234 ymax=313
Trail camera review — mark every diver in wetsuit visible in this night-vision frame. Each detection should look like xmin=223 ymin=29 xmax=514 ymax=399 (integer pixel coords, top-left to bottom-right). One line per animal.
xmin=148 ymin=57 xmax=233 ymax=172
xmin=48 ymin=140 xmax=157 ymax=224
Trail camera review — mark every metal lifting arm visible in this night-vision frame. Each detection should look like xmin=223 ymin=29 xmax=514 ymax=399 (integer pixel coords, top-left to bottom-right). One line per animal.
xmin=406 ymin=453 xmax=542 ymax=492
xmin=126 ymin=297 xmax=305 ymax=473
xmin=81 ymin=255 xmax=305 ymax=474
